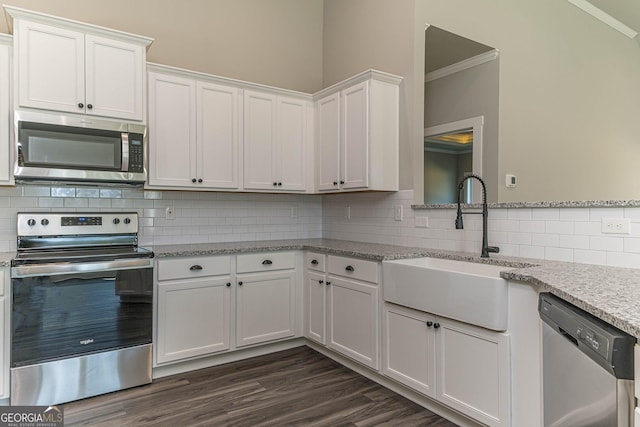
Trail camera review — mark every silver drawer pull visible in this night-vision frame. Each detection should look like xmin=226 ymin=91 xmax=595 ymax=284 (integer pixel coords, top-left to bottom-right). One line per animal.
xmin=190 ymin=265 xmax=203 ymax=271
xmin=262 ymin=260 xmax=273 ymax=265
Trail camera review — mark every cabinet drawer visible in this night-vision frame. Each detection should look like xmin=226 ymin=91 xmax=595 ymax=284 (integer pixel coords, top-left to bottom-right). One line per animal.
xmin=0 ymin=269 xmax=5 ymax=296
xmin=157 ymin=256 xmax=231 ymax=281
xmin=237 ymin=252 xmax=296 ymax=274
xmin=305 ymin=252 xmax=326 ymax=272
xmin=328 ymin=255 xmax=378 ymax=283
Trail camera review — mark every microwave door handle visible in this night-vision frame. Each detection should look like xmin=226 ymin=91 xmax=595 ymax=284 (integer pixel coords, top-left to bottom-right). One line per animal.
xmin=121 ymin=132 xmax=129 ymax=172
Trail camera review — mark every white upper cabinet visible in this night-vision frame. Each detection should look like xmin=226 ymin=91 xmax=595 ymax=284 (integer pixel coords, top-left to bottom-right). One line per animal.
xmin=148 ymin=71 xmax=196 ymax=187
xmin=147 ymin=66 xmax=240 ymax=190
xmin=243 ymin=90 xmax=308 ymax=192
xmin=316 ymin=92 xmax=341 ymax=190
xmin=0 ymin=35 xmax=13 ymax=186
xmin=6 ymin=6 xmax=152 ymax=121
xmin=314 ymin=70 xmax=401 ymax=193
xmin=197 ymin=81 xmax=240 ymax=189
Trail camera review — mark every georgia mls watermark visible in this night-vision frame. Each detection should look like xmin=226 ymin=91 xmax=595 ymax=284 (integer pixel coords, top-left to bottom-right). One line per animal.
xmin=0 ymin=406 xmax=63 ymax=427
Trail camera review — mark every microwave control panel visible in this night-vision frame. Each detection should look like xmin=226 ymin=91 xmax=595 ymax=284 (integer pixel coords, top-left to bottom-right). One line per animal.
xmin=128 ymin=135 xmax=144 ymax=173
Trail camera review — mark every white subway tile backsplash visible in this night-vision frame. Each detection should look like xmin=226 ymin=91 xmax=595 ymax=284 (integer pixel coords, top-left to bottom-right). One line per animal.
xmin=559 ymin=208 xmax=590 ymax=221
xmin=3 ymin=186 xmax=640 ymax=269
xmin=324 ymin=190 xmax=640 ymax=268
xmin=545 ymin=247 xmax=574 ymax=262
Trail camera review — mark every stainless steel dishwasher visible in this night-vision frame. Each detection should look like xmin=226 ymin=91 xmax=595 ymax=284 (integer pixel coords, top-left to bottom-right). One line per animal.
xmin=539 ymin=293 xmax=635 ymax=427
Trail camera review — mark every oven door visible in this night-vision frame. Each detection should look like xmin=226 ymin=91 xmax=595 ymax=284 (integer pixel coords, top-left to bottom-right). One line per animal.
xmin=11 ymin=257 xmax=153 ymax=368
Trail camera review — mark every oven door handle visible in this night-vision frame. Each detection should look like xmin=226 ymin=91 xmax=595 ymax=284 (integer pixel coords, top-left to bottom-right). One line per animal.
xmin=11 ymin=258 xmax=154 ymax=278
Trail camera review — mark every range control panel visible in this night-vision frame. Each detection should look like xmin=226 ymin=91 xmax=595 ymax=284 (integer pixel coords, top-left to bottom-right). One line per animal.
xmin=18 ymin=212 xmax=138 ymax=236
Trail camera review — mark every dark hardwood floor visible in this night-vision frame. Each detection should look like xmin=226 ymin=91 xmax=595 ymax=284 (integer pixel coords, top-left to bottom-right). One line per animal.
xmin=63 ymin=346 xmax=458 ymax=426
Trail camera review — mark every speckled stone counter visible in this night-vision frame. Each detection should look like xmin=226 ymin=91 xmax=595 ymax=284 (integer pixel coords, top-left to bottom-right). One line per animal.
xmin=0 ymin=252 xmax=13 ymax=267
xmin=154 ymin=238 xmax=640 ymax=339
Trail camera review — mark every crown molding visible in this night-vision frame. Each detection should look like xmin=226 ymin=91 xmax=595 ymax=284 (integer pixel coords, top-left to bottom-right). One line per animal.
xmin=425 ymin=49 xmax=498 ymax=83
xmin=567 ymin=0 xmax=638 ymax=39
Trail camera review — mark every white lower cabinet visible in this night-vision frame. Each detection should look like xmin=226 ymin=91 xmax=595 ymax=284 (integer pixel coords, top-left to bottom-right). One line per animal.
xmin=305 ymin=254 xmax=380 ymax=370
xmin=156 ymin=256 xmax=232 ymax=364
xmin=383 ymin=303 xmax=510 ymax=427
xmin=305 ymin=271 xmax=327 ymax=345
xmin=383 ymin=305 xmax=436 ymax=397
xmin=0 ymin=268 xmax=8 ymax=398
xmin=236 ymin=252 xmax=296 ymax=347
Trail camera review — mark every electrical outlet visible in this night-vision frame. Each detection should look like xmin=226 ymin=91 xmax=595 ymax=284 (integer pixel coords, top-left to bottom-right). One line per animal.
xmin=165 ymin=207 xmax=175 ymax=220
xmin=345 ymin=206 xmax=351 ymax=220
xmin=415 ymin=216 xmax=429 ymax=228
xmin=290 ymin=207 xmax=297 ymax=218
xmin=602 ymin=218 xmax=630 ymax=234
xmin=394 ymin=205 xmax=403 ymax=221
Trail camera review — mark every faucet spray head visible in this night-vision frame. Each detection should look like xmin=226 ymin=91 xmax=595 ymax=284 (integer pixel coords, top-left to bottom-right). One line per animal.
xmin=455 ymin=207 xmax=464 ymax=229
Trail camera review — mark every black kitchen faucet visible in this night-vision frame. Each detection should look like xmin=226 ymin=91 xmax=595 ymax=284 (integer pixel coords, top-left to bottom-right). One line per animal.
xmin=455 ymin=174 xmax=500 ymax=258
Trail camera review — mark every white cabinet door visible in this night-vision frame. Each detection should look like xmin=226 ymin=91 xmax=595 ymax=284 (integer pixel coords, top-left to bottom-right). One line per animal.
xmin=341 ymin=81 xmax=369 ymax=190
xmin=243 ymin=91 xmax=307 ymax=192
xmin=305 ymin=271 xmax=326 ymax=345
xmin=156 ymin=276 xmax=231 ymax=364
xmin=85 ymin=35 xmax=144 ymax=121
xmin=383 ymin=304 xmax=436 ymax=398
xmin=0 ymin=37 xmax=12 ymax=185
xmin=16 ymin=20 xmax=84 ymax=114
xmin=148 ymin=72 xmax=196 ymax=187
xmin=236 ymin=269 xmax=296 ymax=347
xmin=0 ymin=269 xmax=8 ymax=398
xmin=197 ymin=81 xmax=240 ymax=189
xmin=436 ymin=317 xmax=510 ymax=427
xmin=243 ymin=90 xmax=277 ymax=190
xmin=316 ymin=92 xmax=341 ymax=191
xmin=327 ymin=275 xmax=379 ymax=369
xmin=276 ymin=97 xmax=306 ymax=191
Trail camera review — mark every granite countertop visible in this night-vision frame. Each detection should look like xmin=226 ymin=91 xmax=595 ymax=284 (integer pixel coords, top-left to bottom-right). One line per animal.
xmin=0 ymin=252 xmax=13 ymax=267
xmin=153 ymin=238 xmax=640 ymax=339
xmin=4 ymin=238 xmax=640 ymax=339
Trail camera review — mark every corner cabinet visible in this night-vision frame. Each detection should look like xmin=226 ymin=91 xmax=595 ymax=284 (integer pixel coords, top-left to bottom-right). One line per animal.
xmin=6 ymin=6 xmax=152 ymax=121
xmin=304 ymin=253 xmax=380 ymax=370
xmin=383 ymin=303 xmax=510 ymax=427
xmin=315 ymin=70 xmax=401 ymax=192
xmin=243 ymin=91 xmax=310 ymax=192
xmin=0 ymin=35 xmax=13 ymax=185
xmin=147 ymin=65 xmax=241 ymax=190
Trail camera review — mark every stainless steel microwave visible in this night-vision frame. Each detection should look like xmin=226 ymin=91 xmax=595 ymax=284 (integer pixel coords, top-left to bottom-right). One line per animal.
xmin=14 ymin=111 xmax=146 ymax=185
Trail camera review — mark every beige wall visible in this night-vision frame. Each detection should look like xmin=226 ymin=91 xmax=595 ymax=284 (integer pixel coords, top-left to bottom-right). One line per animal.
xmin=323 ymin=0 xmax=417 ymax=191
xmin=0 ymin=0 xmax=324 ymax=93
xmin=4 ymin=1 xmax=639 ymax=201
xmin=425 ymin=59 xmax=499 ymax=202
xmin=324 ymin=0 xmax=640 ymax=202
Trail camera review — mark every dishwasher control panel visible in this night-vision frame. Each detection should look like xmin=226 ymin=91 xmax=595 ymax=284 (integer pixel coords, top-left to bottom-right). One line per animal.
xmin=539 ymin=293 xmax=634 ymax=379
xmin=575 ymin=323 xmax=609 ymax=358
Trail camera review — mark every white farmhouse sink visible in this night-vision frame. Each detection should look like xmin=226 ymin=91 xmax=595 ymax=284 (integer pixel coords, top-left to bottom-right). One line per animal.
xmin=382 ymin=257 xmax=509 ymax=331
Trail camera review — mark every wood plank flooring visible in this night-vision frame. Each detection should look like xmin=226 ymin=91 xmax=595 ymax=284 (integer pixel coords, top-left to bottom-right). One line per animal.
xmin=63 ymin=346 xmax=458 ymax=427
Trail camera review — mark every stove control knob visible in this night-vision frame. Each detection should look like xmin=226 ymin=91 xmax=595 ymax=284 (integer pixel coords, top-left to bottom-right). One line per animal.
xmin=123 ymin=218 xmax=131 ymax=225
xmin=113 ymin=218 xmax=120 ymax=225
xmin=41 ymin=219 xmax=49 ymax=226
xmin=27 ymin=218 xmax=36 ymax=227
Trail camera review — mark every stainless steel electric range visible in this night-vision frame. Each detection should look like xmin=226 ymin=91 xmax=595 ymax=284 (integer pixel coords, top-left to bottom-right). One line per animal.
xmin=10 ymin=212 xmax=154 ymax=405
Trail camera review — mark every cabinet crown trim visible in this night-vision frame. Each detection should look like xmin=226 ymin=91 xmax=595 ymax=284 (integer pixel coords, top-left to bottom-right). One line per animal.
xmin=313 ymin=69 xmax=403 ymax=100
xmin=147 ymin=62 xmax=313 ymax=101
xmin=4 ymin=5 xmax=154 ymax=47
